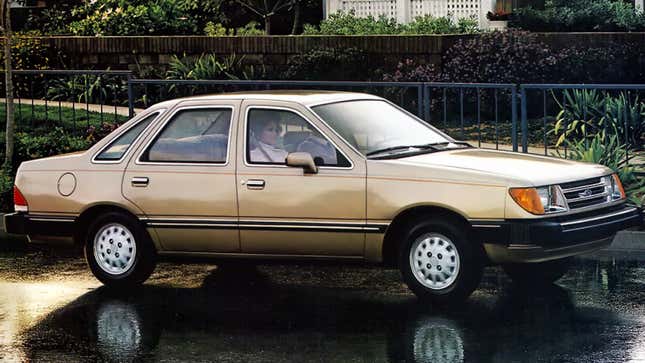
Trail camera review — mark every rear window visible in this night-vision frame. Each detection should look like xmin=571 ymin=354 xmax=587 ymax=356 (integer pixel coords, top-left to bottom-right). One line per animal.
xmin=94 ymin=112 xmax=159 ymax=161
xmin=141 ymin=108 xmax=233 ymax=164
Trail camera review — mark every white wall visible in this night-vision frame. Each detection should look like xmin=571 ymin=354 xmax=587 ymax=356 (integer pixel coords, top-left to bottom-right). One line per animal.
xmin=325 ymin=0 xmax=496 ymax=28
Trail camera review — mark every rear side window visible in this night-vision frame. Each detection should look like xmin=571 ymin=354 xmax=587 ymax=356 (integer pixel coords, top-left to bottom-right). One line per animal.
xmin=95 ymin=113 xmax=159 ymax=161
xmin=141 ymin=108 xmax=232 ymax=164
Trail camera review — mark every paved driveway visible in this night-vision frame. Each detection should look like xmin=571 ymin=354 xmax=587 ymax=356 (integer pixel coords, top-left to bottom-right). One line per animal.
xmin=0 ymin=242 xmax=643 ymax=362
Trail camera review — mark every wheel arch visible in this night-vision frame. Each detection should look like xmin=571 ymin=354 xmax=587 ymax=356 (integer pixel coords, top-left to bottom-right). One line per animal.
xmin=381 ymin=204 xmax=476 ymax=268
xmin=73 ymin=203 xmax=146 ymax=246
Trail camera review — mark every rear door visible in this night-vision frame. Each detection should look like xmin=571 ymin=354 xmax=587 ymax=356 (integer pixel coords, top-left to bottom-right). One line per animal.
xmin=123 ymin=100 xmax=241 ymax=253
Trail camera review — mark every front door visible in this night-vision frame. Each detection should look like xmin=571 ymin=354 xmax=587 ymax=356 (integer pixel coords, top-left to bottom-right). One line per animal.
xmin=235 ymin=101 xmax=367 ymax=257
xmin=123 ymin=101 xmax=241 ymax=253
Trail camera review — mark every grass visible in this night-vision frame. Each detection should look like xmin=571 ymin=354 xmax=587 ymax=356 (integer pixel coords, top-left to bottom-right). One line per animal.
xmin=0 ymin=103 xmax=129 ymax=135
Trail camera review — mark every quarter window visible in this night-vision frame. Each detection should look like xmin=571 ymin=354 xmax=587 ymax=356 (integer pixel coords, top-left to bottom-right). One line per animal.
xmin=141 ymin=108 xmax=232 ymax=163
xmin=95 ymin=112 xmax=159 ymax=161
xmin=246 ymin=108 xmax=350 ymax=167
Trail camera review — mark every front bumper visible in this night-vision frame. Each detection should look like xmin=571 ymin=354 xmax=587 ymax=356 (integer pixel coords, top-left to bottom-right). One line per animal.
xmin=4 ymin=212 xmax=76 ymax=237
xmin=472 ymin=204 xmax=643 ymax=263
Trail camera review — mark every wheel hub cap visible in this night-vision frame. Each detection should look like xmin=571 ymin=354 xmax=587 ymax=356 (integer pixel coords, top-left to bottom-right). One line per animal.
xmin=94 ymin=223 xmax=136 ymax=275
xmin=409 ymin=233 xmax=460 ymax=290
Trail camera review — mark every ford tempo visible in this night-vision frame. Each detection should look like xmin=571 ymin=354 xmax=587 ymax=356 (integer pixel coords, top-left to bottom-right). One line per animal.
xmin=4 ymin=91 xmax=643 ymax=303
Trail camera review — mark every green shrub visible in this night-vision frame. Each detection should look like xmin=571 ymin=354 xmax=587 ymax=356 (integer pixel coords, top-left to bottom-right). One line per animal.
xmin=303 ymin=10 xmax=480 ymax=35
xmin=0 ymin=168 xmax=14 ymax=213
xmin=204 ymin=21 xmax=265 ymax=36
xmin=303 ymin=11 xmax=401 ymax=35
xmin=166 ymin=53 xmax=264 ymax=80
xmin=15 ymin=128 xmax=91 ymax=164
xmin=510 ymin=0 xmax=645 ymax=32
xmin=0 ymin=31 xmax=60 ymax=70
xmin=45 ymin=74 xmax=128 ymax=106
xmin=283 ymin=47 xmax=370 ymax=81
xmin=204 ymin=22 xmax=228 ymax=36
xmin=25 ymin=3 xmax=83 ymax=35
xmin=68 ymin=0 xmax=200 ymax=36
xmin=403 ymin=15 xmax=479 ymax=34
xmin=236 ymin=21 xmax=265 ymax=35
xmin=554 ymin=90 xmax=645 ymax=150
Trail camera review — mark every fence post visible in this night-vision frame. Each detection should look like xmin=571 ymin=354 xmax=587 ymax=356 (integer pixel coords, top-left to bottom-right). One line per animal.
xmin=512 ymin=86 xmax=518 ymax=152
xmin=423 ymin=84 xmax=430 ymax=122
xmin=417 ymin=84 xmax=423 ymax=119
xmin=520 ymin=86 xmax=528 ymax=153
xmin=127 ymin=73 xmax=134 ymax=118
xmin=624 ymin=100 xmax=629 ymax=165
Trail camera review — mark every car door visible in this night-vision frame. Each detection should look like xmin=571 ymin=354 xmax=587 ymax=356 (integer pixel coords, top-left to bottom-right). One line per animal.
xmin=236 ymin=100 xmax=368 ymax=257
xmin=122 ymin=100 xmax=241 ymax=253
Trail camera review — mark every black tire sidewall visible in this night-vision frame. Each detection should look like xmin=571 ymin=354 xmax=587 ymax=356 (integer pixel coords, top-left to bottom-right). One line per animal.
xmin=399 ymin=218 xmax=483 ymax=304
xmin=84 ymin=212 xmax=156 ymax=287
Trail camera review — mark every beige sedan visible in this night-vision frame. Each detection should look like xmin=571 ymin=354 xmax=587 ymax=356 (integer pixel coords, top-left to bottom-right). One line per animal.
xmin=5 ymin=91 xmax=642 ymax=303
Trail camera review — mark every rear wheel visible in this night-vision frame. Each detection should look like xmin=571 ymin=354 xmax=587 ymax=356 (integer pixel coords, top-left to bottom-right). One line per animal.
xmin=84 ymin=212 xmax=156 ymax=288
xmin=399 ymin=217 xmax=483 ymax=304
xmin=502 ymin=257 xmax=572 ymax=284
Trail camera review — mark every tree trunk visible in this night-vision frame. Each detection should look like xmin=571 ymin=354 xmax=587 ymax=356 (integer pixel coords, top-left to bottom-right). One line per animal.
xmin=2 ymin=0 xmax=14 ymax=170
xmin=291 ymin=1 xmax=301 ymax=35
xmin=265 ymin=14 xmax=272 ymax=35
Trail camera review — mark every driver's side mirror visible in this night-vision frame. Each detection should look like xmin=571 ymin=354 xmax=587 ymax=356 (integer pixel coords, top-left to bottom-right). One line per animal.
xmin=286 ymin=152 xmax=318 ymax=174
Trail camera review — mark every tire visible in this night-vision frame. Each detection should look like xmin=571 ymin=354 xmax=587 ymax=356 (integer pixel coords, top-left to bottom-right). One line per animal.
xmin=399 ymin=217 xmax=484 ymax=304
xmin=84 ymin=212 xmax=157 ymax=288
xmin=502 ymin=257 xmax=572 ymax=285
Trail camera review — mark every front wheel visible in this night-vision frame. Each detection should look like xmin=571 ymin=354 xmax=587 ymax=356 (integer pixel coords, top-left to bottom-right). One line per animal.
xmin=502 ymin=257 xmax=572 ymax=284
xmin=84 ymin=212 xmax=157 ymax=288
xmin=399 ymin=218 xmax=484 ymax=304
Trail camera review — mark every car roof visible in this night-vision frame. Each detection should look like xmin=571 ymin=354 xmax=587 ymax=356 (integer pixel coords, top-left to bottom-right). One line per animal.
xmin=165 ymin=90 xmax=382 ymax=107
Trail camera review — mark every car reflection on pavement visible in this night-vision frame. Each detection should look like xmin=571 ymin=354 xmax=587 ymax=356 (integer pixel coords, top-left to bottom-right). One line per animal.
xmin=14 ymin=259 xmax=645 ymax=362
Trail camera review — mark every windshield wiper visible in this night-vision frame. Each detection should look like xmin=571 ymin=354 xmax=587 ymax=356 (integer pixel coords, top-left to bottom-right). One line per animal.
xmin=366 ymin=144 xmax=439 ymax=157
xmin=366 ymin=141 xmax=471 ymax=158
xmin=413 ymin=141 xmax=471 ymax=148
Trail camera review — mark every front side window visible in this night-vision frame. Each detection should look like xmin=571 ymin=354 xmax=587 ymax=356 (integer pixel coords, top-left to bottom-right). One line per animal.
xmin=246 ymin=108 xmax=350 ymax=167
xmin=141 ymin=108 xmax=232 ymax=163
xmin=95 ymin=112 xmax=159 ymax=161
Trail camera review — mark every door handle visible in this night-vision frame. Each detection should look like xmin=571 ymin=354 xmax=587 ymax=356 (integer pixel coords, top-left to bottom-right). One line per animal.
xmin=131 ymin=177 xmax=149 ymax=187
xmin=246 ymin=179 xmax=265 ymax=189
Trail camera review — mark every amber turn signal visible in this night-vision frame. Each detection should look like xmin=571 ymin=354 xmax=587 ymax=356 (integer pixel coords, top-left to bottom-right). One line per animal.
xmin=612 ymin=174 xmax=626 ymax=199
xmin=509 ymin=188 xmax=545 ymax=215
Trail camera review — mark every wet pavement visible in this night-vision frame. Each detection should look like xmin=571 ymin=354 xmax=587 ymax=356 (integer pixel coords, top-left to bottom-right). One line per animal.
xmin=0 ymin=243 xmax=644 ymax=362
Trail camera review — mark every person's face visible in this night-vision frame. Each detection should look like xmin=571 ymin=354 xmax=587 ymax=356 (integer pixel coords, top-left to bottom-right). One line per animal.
xmin=260 ymin=121 xmax=281 ymax=146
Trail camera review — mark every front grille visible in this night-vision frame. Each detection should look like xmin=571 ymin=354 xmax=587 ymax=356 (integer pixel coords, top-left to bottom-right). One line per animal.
xmin=559 ymin=177 xmax=609 ymax=210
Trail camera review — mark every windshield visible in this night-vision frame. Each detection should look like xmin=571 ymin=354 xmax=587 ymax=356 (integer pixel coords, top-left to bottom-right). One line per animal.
xmin=311 ymin=100 xmax=452 ymax=157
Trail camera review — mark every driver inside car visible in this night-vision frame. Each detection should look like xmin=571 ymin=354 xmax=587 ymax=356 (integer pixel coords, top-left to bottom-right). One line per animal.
xmin=249 ymin=119 xmax=288 ymax=163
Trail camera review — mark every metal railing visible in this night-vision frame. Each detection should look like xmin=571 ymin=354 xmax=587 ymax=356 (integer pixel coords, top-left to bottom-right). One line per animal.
xmin=520 ymin=84 xmax=645 ymax=163
xmin=2 ymin=71 xmax=643 ymax=165
xmin=1 ymin=70 xmax=133 ymax=135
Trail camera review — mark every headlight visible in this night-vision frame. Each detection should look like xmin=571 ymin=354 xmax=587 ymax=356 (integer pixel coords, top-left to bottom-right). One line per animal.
xmin=602 ymin=174 xmax=626 ymax=201
xmin=510 ymin=185 xmax=568 ymax=215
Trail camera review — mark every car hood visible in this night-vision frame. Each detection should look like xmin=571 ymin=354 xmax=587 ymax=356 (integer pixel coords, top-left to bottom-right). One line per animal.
xmin=395 ymin=148 xmax=612 ymax=186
